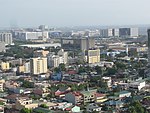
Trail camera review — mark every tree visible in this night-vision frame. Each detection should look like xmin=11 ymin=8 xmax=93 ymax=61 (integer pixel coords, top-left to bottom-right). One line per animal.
xmin=40 ymin=104 xmax=49 ymax=108
xmin=139 ymin=69 xmax=145 ymax=78
xmin=95 ymin=66 xmax=102 ymax=74
xmin=78 ymin=66 xmax=86 ymax=74
xmin=116 ymin=52 xmax=127 ymax=57
xmin=129 ymin=50 xmax=138 ymax=57
xmin=54 ymin=67 xmax=60 ymax=73
xmin=20 ymin=108 xmax=32 ymax=113
xmin=21 ymin=80 xmax=34 ymax=88
xmin=115 ymin=62 xmax=126 ymax=70
xmin=59 ymin=63 xmax=66 ymax=71
xmin=128 ymin=101 xmax=146 ymax=113
xmin=106 ymin=67 xmax=117 ymax=75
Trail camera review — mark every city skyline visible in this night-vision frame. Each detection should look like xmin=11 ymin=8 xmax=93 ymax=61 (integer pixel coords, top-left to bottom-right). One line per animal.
xmin=0 ymin=0 xmax=150 ymax=28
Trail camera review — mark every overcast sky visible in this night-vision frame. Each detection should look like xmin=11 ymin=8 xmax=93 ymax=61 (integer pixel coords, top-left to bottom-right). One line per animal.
xmin=0 ymin=0 xmax=150 ymax=28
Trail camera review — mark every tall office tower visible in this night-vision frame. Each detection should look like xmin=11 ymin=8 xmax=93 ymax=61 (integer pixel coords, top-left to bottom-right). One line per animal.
xmin=119 ymin=28 xmax=131 ymax=37
xmin=147 ymin=29 xmax=150 ymax=64
xmin=112 ymin=28 xmax=119 ymax=37
xmin=30 ymin=57 xmax=47 ymax=75
xmin=130 ymin=28 xmax=139 ymax=37
xmin=87 ymin=37 xmax=95 ymax=49
xmin=100 ymin=29 xmax=113 ymax=37
xmin=61 ymin=37 xmax=95 ymax=51
xmin=0 ymin=32 xmax=13 ymax=45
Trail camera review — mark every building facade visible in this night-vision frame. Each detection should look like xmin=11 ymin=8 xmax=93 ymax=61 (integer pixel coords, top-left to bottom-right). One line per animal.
xmin=1 ymin=62 xmax=10 ymax=71
xmin=30 ymin=57 xmax=47 ymax=75
xmin=61 ymin=37 xmax=95 ymax=51
xmin=0 ymin=32 xmax=13 ymax=45
xmin=0 ymin=42 xmax=5 ymax=52
xmin=18 ymin=31 xmax=48 ymax=41
xmin=84 ymin=48 xmax=100 ymax=64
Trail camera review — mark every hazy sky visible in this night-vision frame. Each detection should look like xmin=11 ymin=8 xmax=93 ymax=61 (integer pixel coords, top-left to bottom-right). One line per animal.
xmin=0 ymin=0 xmax=150 ymax=27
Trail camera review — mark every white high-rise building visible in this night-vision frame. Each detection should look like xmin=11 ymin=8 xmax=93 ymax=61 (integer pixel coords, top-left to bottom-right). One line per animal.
xmin=0 ymin=32 xmax=13 ymax=45
xmin=18 ymin=31 xmax=48 ymax=41
xmin=130 ymin=28 xmax=138 ymax=37
xmin=100 ymin=29 xmax=113 ymax=37
xmin=112 ymin=28 xmax=119 ymax=37
xmin=47 ymin=49 xmax=68 ymax=68
xmin=47 ymin=54 xmax=60 ymax=68
xmin=57 ymin=49 xmax=68 ymax=64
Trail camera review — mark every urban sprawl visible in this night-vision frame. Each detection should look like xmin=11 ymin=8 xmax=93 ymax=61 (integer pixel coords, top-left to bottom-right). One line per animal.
xmin=0 ymin=25 xmax=150 ymax=113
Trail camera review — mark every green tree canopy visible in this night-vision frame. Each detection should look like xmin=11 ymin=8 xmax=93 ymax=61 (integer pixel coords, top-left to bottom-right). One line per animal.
xmin=20 ymin=108 xmax=32 ymax=113
xmin=95 ymin=66 xmax=102 ymax=75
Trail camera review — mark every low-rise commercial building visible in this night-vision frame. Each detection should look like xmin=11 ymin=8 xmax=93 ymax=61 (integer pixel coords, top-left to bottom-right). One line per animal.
xmin=65 ymin=92 xmax=83 ymax=105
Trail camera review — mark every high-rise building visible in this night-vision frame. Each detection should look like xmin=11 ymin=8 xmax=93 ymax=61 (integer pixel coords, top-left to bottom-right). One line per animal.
xmin=0 ymin=32 xmax=13 ymax=45
xmin=47 ymin=54 xmax=60 ymax=68
xmin=18 ymin=31 xmax=48 ymax=41
xmin=112 ymin=28 xmax=119 ymax=37
xmin=57 ymin=49 xmax=68 ymax=64
xmin=147 ymin=29 xmax=150 ymax=64
xmin=130 ymin=28 xmax=138 ymax=37
xmin=119 ymin=28 xmax=131 ymax=37
xmin=84 ymin=48 xmax=100 ymax=64
xmin=100 ymin=29 xmax=113 ymax=37
xmin=18 ymin=62 xmax=30 ymax=74
xmin=30 ymin=57 xmax=47 ymax=75
xmin=47 ymin=49 xmax=68 ymax=68
xmin=119 ymin=28 xmax=138 ymax=38
xmin=1 ymin=62 xmax=10 ymax=71
xmin=61 ymin=37 xmax=95 ymax=51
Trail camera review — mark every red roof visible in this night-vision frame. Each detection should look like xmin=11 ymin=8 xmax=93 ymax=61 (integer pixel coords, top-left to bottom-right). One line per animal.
xmin=95 ymin=93 xmax=106 ymax=97
xmin=65 ymin=108 xmax=71 ymax=111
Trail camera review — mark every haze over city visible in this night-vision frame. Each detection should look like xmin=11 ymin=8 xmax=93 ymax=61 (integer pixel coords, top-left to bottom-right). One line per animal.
xmin=1 ymin=0 xmax=150 ymax=113
xmin=0 ymin=0 xmax=150 ymax=27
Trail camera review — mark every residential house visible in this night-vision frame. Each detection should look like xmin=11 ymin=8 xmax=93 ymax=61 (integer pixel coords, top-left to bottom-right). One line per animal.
xmin=15 ymin=97 xmax=38 ymax=110
xmin=80 ymin=90 xmax=97 ymax=104
xmin=129 ymin=80 xmax=146 ymax=91
xmin=33 ymin=88 xmax=50 ymax=98
xmin=95 ymin=93 xmax=107 ymax=103
xmin=71 ymin=106 xmax=80 ymax=113
xmin=86 ymin=103 xmax=102 ymax=112
xmin=102 ymin=77 xmax=112 ymax=88
xmin=54 ymin=87 xmax=71 ymax=98
xmin=115 ymin=91 xmax=131 ymax=98
xmin=65 ymin=92 xmax=83 ymax=105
